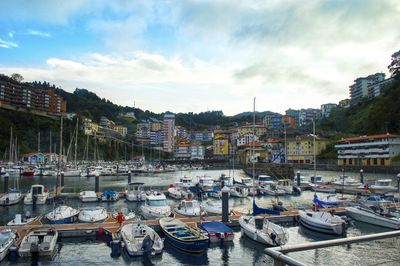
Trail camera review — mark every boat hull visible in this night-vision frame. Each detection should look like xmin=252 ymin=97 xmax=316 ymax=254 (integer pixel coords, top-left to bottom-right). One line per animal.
xmin=47 ymin=215 xmax=78 ymax=224
xmin=346 ymin=207 xmax=400 ymax=229
xmin=164 ymin=233 xmax=209 ymax=253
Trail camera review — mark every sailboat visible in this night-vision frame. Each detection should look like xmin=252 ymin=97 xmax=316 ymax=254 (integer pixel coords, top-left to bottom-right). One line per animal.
xmin=239 ymin=98 xmax=289 ymax=246
xmin=0 ymin=173 xmax=23 ymax=206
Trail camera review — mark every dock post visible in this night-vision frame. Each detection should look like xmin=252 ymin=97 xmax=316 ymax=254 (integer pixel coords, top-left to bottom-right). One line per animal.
xmin=39 ymin=168 xmax=43 ymax=177
xmin=86 ymin=167 xmax=90 ymax=177
xmin=3 ymin=173 xmax=9 ymax=193
xmin=110 ymin=239 xmax=121 ymax=257
xmin=116 ymin=164 xmax=119 ymax=174
xmin=128 ymin=170 xmax=131 ymax=184
xmin=61 ymin=171 xmax=65 ymax=187
xmin=296 ymin=171 xmax=300 ymax=187
xmin=397 ymin=173 xmax=400 ymax=193
xmin=221 ymin=186 xmax=230 ymax=223
xmin=360 ymin=169 xmax=364 ymax=184
xmin=19 ymin=167 xmax=22 ymax=178
xmin=95 ymin=172 xmax=100 ymax=193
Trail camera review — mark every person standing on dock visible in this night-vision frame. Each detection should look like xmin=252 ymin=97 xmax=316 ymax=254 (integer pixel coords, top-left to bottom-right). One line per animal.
xmin=116 ymin=212 xmax=125 ymax=225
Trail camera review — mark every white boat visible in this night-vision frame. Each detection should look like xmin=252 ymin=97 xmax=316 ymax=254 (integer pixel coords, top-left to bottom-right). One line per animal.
xmin=370 ymin=179 xmax=397 ymax=190
xmin=174 ymin=199 xmax=206 ymax=217
xmin=259 ymin=184 xmax=286 ymax=196
xmin=0 ymin=230 xmax=17 ymax=262
xmin=168 ymin=182 xmax=184 ymax=199
xmin=112 ymin=208 xmax=136 ymax=221
xmin=294 ymin=175 xmax=311 ymax=187
xmin=45 ymin=206 xmax=79 ymax=224
xmin=198 ymin=175 xmax=215 ymax=191
xmin=310 ymin=175 xmax=325 ymax=184
xmin=62 ymin=169 xmax=81 ymax=177
xmin=310 ymin=184 xmax=336 ymax=193
xmin=0 ymin=189 xmax=23 ymax=206
xmin=79 ymin=191 xmax=98 ymax=202
xmin=7 ymin=214 xmax=36 ymax=226
xmin=346 ymin=206 xmax=400 ymax=229
xmin=219 ymin=173 xmax=233 ymax=186
xmin=120 ymin=222 xmax=164 ymax=257
xmin=276 ymin=179 xmax=293 ymax=194
xmin=201 ymin=200 xmax=222 ymax=215
xmin=24 ymin=184 xmax=49 ymax=205
xmin=364 ymin=195 xmax=391 ymax=206
xmin=125 ymin=182 xmax=146 ymax=202
xmin=18 ymin=227 xmax=58 ymax=257
xmin=333 ymin=176 xmax=362 ymax=187
xmin=140 ymin=191 xmax=171 ymax=220
xmin=78 ymin=206 xmax=108 ymax=223
xmin=239 ymin=216 xmax=289 ymax=246
xmin=229 ymin=185 xmax=249 ymax=198
xmin=179 ymin=176 xmax=194 ymax=188
xmin=298 ymin=210 xmax=347 ymax=235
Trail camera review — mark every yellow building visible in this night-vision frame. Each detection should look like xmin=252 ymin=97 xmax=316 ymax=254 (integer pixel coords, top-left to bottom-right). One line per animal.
xmin=237 ymin=124 xmax=267 ymax=137
xmin=213 ymin=134 xmax=229 ymax=158
xmin=287 ymin=135 xmax=329 ymax=164
xmin=237 ymin=142 xmax=269 ymax=164
xmin=83 ymin=118 xmax=99 ymax=136
xmin=113 ymin=125 xmax=128 ymax=137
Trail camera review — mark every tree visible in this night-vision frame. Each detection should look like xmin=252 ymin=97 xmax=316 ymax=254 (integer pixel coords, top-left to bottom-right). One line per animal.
xmin=388 ymin=50 xmax=400 ymax=80
xmin=11 ymin=73 xmax=24 ymax=82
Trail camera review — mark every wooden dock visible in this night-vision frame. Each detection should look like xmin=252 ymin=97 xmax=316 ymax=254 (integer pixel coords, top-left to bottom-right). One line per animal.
xmin=0 ymin=207 xmax=348 ymax=246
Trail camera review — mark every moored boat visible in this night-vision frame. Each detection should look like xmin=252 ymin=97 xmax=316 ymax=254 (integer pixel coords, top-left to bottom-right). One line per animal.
xmin=7 ymin=214 xmax=36 ymax=226
xmin=298 ymin=210 xmax=347 ymax=235
xmin=346 ymin=205 xmax=400 ymax=229
xmin=101 ymin=190 xmax=119 ymax=202
xmin=120 ymin=221 xmax=163 ymax=257
xmin=140 ymin=191 xmax=171 ymax=220
xmin=229 ymin=185 xmax=249 ymax=198
xmin=79 ymin=191 xmax=98 ymax=202
xmin=125 ymin=182 xmax=146 ymax=202
xmin=0 ymin=229 xmax=17 ymax=262
xmin=78 ymin=206 xmax=108 ymax=223
xmin=0 ymin=189 xmax=23 ymax=206
xmin=24 ymin=184 xmax=49 ymax=205
xmin=199 ymin=221 xmax=234 ymax=243
xmin=201 ymin=200 xmax=222 ymax=215
xmin=159 ymin=217 xmax=209 ymax=253
xmin=174 ymin=199 xmax=206 ymax=217
xmin=18 ymin=227 xmax=58 ymax=258
xmin=45 ymin=205 xmax=79 ymax=224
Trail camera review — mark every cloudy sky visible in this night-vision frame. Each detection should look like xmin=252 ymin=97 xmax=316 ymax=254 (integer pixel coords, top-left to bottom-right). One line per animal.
xmin=0 ymin=0 xmax=399 ymax=115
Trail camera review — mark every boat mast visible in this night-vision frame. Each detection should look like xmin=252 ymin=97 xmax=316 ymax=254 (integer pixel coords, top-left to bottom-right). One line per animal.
xmin=9 ymin=127 xmax=12 ymax=163
xmin=313 ymin=119 xmax=316 ymax=179
xmin=252 ymin=97 xmax=256 ymax=204
xmin=74 ymin=117 xmax=79 ymax=168
xmin=57 ymin=116 xmax=63 ymax=195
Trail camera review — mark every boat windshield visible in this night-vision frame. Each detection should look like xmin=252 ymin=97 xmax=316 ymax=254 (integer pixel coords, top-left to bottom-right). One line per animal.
xmin=147 ymin=199 xmax=167 ymax=206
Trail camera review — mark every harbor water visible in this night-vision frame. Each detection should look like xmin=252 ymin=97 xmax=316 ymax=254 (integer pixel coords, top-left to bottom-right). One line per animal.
xmin=1 ymin=169 xmax=400 ymax=265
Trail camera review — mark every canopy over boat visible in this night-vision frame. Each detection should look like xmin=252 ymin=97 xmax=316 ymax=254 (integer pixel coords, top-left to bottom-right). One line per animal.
xmin=253 ymin=199 xmax=280 ymax=216
xmin=200 ymin=221 xmax=232 ymax=233
xmin=313 ymin=194 xmax=338 ymax=207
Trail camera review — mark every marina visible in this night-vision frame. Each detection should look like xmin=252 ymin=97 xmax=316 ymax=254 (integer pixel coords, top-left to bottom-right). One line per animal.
xmin=0 ymin=168 xmax=399 ymax=265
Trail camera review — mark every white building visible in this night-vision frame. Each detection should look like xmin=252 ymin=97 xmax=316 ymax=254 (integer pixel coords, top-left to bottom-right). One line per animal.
xmin=321 ymin=103 xmax=337 ymax=118
xmin=163 ymin=113 xmax=175 ymax=153
xmin=237 ymin=134 xmax=259 ymax=147
xmin=349 ymin=73 xmax=385 ymax=105
xmin=335 ymin=134 xmax=400 ymax=166
xmin=191 ymin=145 xmax=205 ymax=160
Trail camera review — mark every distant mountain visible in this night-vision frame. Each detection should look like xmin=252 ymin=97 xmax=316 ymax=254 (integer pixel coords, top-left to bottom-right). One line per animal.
xmin=232 ymin=111 xmax=277 ymax=119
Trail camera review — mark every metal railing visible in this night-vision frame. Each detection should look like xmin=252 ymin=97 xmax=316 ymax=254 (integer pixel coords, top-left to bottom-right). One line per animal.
xmin=265 ymin=230 xmax=400 ymax=266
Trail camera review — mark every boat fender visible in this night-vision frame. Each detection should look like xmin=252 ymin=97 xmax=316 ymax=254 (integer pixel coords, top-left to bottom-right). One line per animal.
xmin=253 ymin=231 xmax=257 ymax=241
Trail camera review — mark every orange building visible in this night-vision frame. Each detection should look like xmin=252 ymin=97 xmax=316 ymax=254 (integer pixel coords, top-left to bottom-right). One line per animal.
xmin=282 ymin=115 xmax=295 ymax=129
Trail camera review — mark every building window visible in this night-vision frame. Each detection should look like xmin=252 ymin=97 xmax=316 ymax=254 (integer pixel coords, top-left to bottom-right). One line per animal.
xmin=373 ymin=158 xmax=378 ymax=165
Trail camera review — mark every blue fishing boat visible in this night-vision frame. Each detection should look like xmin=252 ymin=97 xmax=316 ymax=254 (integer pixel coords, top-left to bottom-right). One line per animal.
xmin=199 ymin=221 xmax=234 ymax=243
xmin=45 ymin=205 xmax=79 ymax=224
xmin=101 ymin=190 xmax=119 ymax=202
xmin=159 ymin=217 xmax=209 ymax=253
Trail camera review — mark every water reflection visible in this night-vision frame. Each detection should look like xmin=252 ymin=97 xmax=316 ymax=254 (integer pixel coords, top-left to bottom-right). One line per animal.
xmin=163 ymin=241 xmax=209 ymax=265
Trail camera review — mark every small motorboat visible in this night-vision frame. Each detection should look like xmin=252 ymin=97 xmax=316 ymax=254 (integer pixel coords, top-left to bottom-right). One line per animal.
xmin=79 ymin=191 xmax=98 ymax=202
xmin=239 ymin=199 xmax=289 ymax=246
xmin=333 ymin=176 xmax=362 ymax=187
xmin=229 ymin=185 xmax=249 ymax=198
xmin=78 ymin=206 xmax=108 ymax=223
xmin=310 ymin=184 xmax=336 ymax=193
xmin=125 ymin=182 xmax=146 ymax=202
xmin=140 ymin=191 xmax=171 ymax=220
xmin=298 ymin=210 xmax=347 ymax=235
xmin=0 ymin=189 xmax=23 ymax=206
xmin=101 ymin=190 xmax=119 ymax=202
xmin=159 ymin=217 xmax=209 ymax=253
xmin=7 ymin=214 xmax=36 ymax=226
xmin=259 ymin=184 xmax=286 ymax=196
xmin=22 ymin=169 xmax=35 ymax=177
xmin=346 ymin=205 xmax=400 ymax=229
xmin=201 ymin=200 xmax=222 ymax=215
xmin=0 ymin=229 xmax=17 ymax=262
xmin=18 ymin=227 xmax=58 ymax=258
xmin=168 ymin=182 xmax=184 ymax=199
xmin=365 ymin=195 xmax=391 ymax=206
xmin=276 ymin=179 xmax=293 ymax=194
xmin=112 ymin=208 xmax=136 ymax=221
xmin=174 ymin=199 xmax=206 ymax=217
xmin=179 ymin=176 xmax=194 ymax=188
xmin=370 ymin=179 xmax=397 ymax=190
xmin=24 ymin=184 xmax=49 ymax=205
xmin=45 ymin=205 xmax=79 ymax=224
xmin=120 ymin=221 xmax=164 ymax=257
xmin=199 ymin=221 xmax=234 ymax=243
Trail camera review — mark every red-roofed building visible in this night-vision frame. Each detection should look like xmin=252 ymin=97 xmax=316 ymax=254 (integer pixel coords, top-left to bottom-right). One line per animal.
xmin=335 ymin=133 xmax=400 ymax=166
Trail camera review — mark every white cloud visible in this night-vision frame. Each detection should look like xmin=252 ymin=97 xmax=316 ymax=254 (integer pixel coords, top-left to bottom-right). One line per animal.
xmin=27 ymin=30 xmax=51 ymax=38
xmin=8 ymin=32 xmax=14 ymax=38
xmin=0 ymin=38 xmax=18 ymax=48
